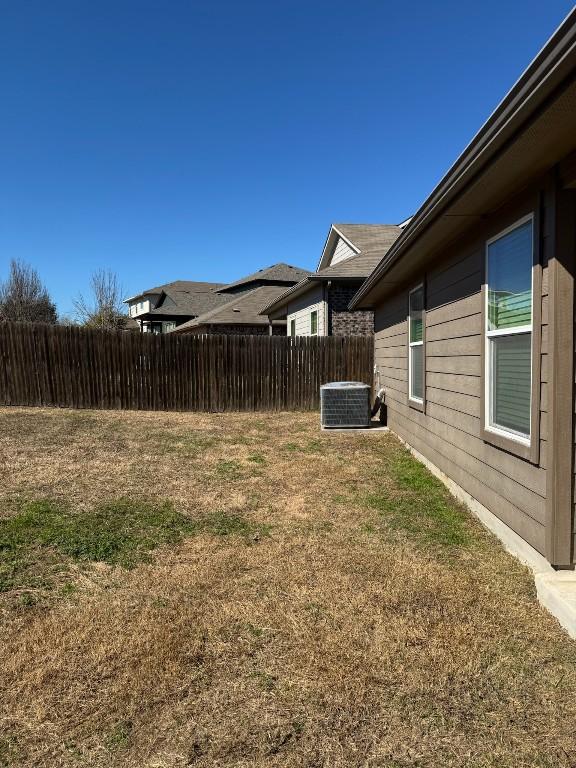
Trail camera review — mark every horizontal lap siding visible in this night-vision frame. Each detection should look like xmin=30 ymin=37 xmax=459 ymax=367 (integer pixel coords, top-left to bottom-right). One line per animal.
xmin=287 ymin=286 xmax=326 ymax=337
xmin=374 ymin=240 xmax=548 ymax=556
xmin=331 ymin=237 xmax=357 ymax=266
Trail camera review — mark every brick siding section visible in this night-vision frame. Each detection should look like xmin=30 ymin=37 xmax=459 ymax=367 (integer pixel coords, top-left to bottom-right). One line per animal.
xmin=328 ymin=284 xmax=374 ymax=336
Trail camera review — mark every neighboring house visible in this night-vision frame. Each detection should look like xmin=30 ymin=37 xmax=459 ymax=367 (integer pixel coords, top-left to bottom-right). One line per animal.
xmin=124 ymin=280 xmax=227 ymax=333
xmin=125 ymin=264 xmax=312 ymax=334
xmin=171 ymin=285 xmax=289 ymax=335
xmin=261 ymin=223 xmax=402 ymax=336
xmin=350 ymin=7 xmax=576 ymax=585
xmin=213 ymin=263 xmax=312 ymax=297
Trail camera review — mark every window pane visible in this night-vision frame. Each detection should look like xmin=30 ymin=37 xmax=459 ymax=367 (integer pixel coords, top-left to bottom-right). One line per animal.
xmin=490 ymin=333 xmax=531 ymax=437
xmin=311 ymin=311 xmax=317 ymax=334
xmin=409 ymin=288 xmax=423 ymax=342
xmin=410 ymin=344 xmax=423 ymax=401
xmin=487 ymin=220 xmax=532 ymax=330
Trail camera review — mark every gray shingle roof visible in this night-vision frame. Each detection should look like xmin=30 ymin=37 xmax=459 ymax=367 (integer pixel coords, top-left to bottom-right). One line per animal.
xmin=260 ymin=223 xmax=402 ymax=316
xmin=217 ymin=263 xmax=313 ymax=293
xmin=333 ymin=224 xmax=402 ymax=255
xmin=172 ymin=285 xmax=288 ymax=332
xmin=318 ymin=224 xmax=403 ymax=278
xmin=128 ymin=264 xmax=313 ymax=321
xmin=147 ymin=281 xmax=232 ymax=317
xmin=143 ymin=279 xmax=224 ymax=295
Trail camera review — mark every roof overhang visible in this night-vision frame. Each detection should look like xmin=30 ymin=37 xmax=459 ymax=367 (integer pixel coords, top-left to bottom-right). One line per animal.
xmin=351 ymin=8 xmax=576 ymax=309
xmin=123 ymin=290 xmax=163 ymax=304
xmin=172 ymin=318 xmax=285 ymax=334
xmin=260 ymin=274 xmax=362 ymax=319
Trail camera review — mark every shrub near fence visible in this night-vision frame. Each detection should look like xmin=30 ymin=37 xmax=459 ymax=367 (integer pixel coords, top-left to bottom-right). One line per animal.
xmin=0 ymin=323 xmax=374 ymax=412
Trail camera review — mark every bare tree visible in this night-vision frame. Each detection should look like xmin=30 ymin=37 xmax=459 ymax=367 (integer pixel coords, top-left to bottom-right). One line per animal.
xmin=0 ymin=259 xmax=57 ymax=324
xmin=74 ymin=269 xmax=129 ymax=330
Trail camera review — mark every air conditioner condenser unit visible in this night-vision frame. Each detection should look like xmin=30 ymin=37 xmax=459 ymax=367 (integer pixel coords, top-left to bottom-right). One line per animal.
xmin=320 ymin=382 xmax=371 ymax=428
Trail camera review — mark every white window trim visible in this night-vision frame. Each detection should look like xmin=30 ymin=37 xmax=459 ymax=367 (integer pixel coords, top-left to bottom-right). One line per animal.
xmin=408 ymin=284 xmax=424 ymax=405
xmin=483 ymin=213 xmax=534 ymax=448
xmin=310 ymin=310 xmax=318 ymax=336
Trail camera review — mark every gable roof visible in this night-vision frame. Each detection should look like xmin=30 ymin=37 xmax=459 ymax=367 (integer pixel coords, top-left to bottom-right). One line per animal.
xmin=332 ymin=223 xmax=404 ymax=256
xmin=260 ymin=223 xmax=402 ymax=318
xmin=351 ymin=8 xmax=576 ymax=309
xmin=124 ymin=280 xmax=231 ymax=317
xmin=217 ymin=263 xmax=313 ymax=293
xmin=171 ymin=285 xmax=289 ymax=333
xmin=317 ymin=223 xmax=402 ymax=272
xmin=150 ymin=282 xmax=232 ymax=317
xmin=125 ymin=280 xmax=223 ymax=302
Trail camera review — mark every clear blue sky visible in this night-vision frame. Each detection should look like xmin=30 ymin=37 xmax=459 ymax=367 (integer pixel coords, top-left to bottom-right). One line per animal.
xmin=0 ymin=1 xmax=573 ymax=316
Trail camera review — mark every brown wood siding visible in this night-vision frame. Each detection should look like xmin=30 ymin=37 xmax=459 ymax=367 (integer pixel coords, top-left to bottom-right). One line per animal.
xmin=374 ymin=208 xmax=549 ymax=557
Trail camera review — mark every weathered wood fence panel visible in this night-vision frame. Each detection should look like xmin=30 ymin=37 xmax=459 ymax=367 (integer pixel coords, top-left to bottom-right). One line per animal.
xmin=0 ymin=323 xmax=373 ymax=412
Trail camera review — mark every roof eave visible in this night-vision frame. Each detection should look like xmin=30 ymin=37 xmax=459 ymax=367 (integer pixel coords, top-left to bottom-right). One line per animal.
xmin=259 ymin=278 xmax=311 ymax=318
xmin=351 ymin=8 xmax=576 ymax=309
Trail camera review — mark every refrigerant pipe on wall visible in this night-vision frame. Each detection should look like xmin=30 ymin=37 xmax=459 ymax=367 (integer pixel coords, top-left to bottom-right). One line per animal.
xmin=372 ymin=365 xmax=386 ymax=423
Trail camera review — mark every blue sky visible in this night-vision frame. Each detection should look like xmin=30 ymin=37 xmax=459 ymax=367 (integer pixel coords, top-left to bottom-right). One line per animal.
xmin=0 ymin=1 xmax=573 ymax=316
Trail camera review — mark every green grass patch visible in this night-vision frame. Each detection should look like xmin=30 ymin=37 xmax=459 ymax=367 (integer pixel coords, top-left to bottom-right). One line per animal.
xmin=247 ymin=452 xmax=266 ymax=464
xmin=155 ymin=431 xmax=218 ymax=457
xmin=106 ymin=721 xmax=133 ymax=750
xmin=249 ymin=670 xmax=278 ymax=691
xmin=0 ymin=735 xmax=21 ymax=767
xmin=215 ymin=460 xmax=242 ymax=479
xmin=0 ymin=501 xmax=271 ymax=594
xmin=363 ymin=449 xmax=472 ymax=549
xmin=0 ymin=499 xmax=196 ymax=592
xmin=196 ymin=511 xmax=271 ymax=539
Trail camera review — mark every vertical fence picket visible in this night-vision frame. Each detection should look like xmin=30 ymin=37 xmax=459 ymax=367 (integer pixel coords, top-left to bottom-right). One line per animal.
xmin=0 ymin=325 xmax=372 ymax=413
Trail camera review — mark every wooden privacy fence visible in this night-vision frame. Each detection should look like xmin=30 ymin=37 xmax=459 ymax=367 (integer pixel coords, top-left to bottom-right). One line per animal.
xmin=0 ymin=323 xmax=374 ymax=412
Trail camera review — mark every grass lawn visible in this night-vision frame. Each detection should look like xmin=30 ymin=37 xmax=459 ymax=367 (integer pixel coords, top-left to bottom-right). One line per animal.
xmin=1 ymin=407 xmax=576 ymax=767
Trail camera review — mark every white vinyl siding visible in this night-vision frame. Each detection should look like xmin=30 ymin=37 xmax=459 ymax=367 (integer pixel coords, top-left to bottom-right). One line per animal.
xmin=129 ymin=300 xmax=151 ymax=317
xmin=286 ymin=285 xmax=327 ymax=336
xmin=310 ymin=310 xmax=318 ymax=335
xmin=330 ymin=237 xmax=356 ymax=266
xmin=484 ymin=216 xmax=533 ymax=445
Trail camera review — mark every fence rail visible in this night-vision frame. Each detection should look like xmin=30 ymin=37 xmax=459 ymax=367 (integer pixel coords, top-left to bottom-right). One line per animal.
xmin=0 ymin=323 xmax=374 ymax=412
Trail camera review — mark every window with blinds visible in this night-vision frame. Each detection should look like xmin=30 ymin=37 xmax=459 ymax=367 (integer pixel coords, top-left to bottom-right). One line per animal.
xmin=409 ymin=285 xmax=424 ymax=403
xmin=485 ymin=216 xmax=533 ymax=443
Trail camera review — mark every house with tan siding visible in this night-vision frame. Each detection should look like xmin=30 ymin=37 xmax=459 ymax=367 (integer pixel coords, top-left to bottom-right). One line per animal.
xmin=350 ymin=9 xmax=576 ymax=633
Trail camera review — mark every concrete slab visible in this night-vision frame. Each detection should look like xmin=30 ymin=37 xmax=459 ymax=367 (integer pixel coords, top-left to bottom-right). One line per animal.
xmin=535 ymin=572 xmax=576 ymax=640
xmin=321 ymin=422 xmax=389 ymax=434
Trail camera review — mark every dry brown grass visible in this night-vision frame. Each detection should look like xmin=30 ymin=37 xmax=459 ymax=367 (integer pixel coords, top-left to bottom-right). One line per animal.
xmin=1 ymin=406 xmax=576 ymax=767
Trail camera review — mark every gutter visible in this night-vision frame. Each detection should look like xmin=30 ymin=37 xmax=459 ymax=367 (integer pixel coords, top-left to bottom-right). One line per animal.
xmin=351 ymin=7 xmax=576 ymax=309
